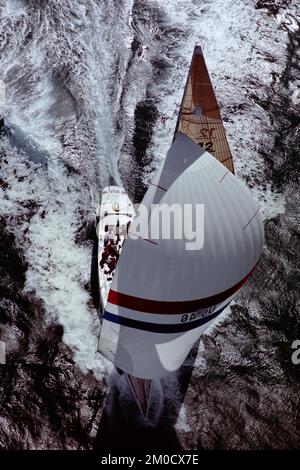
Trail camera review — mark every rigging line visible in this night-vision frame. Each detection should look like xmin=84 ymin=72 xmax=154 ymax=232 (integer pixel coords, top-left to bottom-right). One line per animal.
xmin=219 ymin=169 xmax=230 ymax=184
xmin=150 ymin=182 xmax=167 ymax=191
xmin=128 ymin=232 xmax=159 ymax=245
xmin=220 ymin=155 xmax=234 ymax=163
xmin=242 ymin=208 xmax=260 ymax=230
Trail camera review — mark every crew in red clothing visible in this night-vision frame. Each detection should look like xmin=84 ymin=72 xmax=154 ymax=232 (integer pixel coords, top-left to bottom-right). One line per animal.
xmin=100 ymin=244 xmax=110 ymax=268
xmin=100 ymin=241 xmax=119 ymax=272
xmin=107 ymin=255 xmax=117 ymax=274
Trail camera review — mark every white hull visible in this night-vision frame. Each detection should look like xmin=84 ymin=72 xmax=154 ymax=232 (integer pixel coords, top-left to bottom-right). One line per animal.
xmin=97 ymin=187 xmax=152 ymax=418
xmin=97 ymin=185 xmax=135 ymax=312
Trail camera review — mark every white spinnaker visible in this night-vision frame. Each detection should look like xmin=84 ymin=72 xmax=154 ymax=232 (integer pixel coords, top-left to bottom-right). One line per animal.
xmin=141 ymin=132 xmax=206 ymax=209
xmin=98 ymin=133 xmax=264 ymax=379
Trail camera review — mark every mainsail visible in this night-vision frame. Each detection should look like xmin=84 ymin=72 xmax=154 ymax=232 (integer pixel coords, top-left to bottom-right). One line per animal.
xmin=98 ymin=132 xmax=264 ymax=379
xmin=174 ymin=45 xmax=234 ymax=173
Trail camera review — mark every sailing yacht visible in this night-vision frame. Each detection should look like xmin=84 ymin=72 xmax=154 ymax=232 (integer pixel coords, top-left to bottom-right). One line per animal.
xmin=97 ymin=45 xmax=264 ymax=416
xmin=97 ymin=186 xmax=135 ymax=313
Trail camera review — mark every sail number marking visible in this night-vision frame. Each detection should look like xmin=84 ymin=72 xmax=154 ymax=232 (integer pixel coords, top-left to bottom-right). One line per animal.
xmin=181 ymin=306 xmax=216 ymax=323
xmin=198 ymin=141 xmax=215 ymax=152
xmin=200 ymin=128 xmax=215 ymax=138
xmin=198 ymin=128 xmax=216 ymax=152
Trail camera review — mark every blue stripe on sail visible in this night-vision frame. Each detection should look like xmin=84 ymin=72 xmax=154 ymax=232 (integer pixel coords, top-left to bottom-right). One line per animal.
xmin=103 ymin=304 xmax=229 ymax=334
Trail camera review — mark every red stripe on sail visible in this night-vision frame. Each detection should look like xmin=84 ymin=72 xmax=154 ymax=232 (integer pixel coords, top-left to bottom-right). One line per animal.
xmin=108 ymin=265 xmax=256 ymax=314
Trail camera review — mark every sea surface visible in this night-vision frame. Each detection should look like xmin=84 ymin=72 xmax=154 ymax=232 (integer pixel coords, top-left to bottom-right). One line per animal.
xmin=0 ymin=0 xmax=299 ymax=449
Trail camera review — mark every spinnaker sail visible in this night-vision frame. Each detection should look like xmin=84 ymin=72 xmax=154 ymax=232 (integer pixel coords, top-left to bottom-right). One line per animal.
xmin=98 ymin=132 xmax=264 ymax=379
